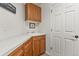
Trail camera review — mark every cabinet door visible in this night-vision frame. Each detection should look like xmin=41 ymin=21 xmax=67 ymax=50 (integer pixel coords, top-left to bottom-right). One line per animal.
xmin=12 ymin=49 xmax=24 ymax=56
xmin=35 ymin=6 xmax=41 ymax=22
xmin=33 ymin=36 xmax=40 ymax=56
xmin=38 ymin=7 xmax=41 ymax=22
xmin=25 ymin=3 xmax=35 ymax=20
xmin=25 ymin=3 xmax=41 ymax=22
xmin=39 ymin=35 xmax=46 ymax=54
xmin=9 ymin=45 xmax=24 ymax=56
xmin=24 ymin=38 xmax=33 ymax=56
xmin=29 ymin=3 xmax=35 ymax=20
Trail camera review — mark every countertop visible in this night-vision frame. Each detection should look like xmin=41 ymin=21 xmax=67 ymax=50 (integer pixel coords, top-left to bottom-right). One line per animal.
xmin=0 ymin=33 xmax=45 ymax=56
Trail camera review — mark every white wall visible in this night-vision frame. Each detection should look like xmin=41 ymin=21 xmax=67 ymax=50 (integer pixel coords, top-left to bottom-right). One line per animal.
xmin=0 ymin=3 xmax=26 ymax=40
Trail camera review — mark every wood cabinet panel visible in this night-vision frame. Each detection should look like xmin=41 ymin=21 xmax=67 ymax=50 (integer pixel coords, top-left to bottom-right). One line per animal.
xmin=28 ymin=4 xmax=35 ymax=20
xmin=24 ymin=38 xmax=33 ymax=56
xmin=36 ymin=7 xmax=41 ymax=22
xmin=39 ymin=35 xmax=46 ymax=54
xmin=12 ymin=49 xmax=24 ymax=56
xmin=9 ymin=45 xmax=24 ymax=56
xmin=32 ymin=35 xmax=46 ymax=56
xmin=33 ymin=36 xmax=40 ymax=56
xmin=25 ymin=3 xmax=41 ymax=22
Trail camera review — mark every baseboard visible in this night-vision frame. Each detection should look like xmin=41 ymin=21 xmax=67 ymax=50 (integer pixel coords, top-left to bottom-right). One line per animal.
xmin=46 ymin=51 xmax=51 ymax=56
xmin=46 ymin=51 xmax=58 ymax=56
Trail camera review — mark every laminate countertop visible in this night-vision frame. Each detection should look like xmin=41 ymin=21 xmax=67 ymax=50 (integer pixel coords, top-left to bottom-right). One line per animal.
xmin=0 ymin=33 xmax=45 ymax=56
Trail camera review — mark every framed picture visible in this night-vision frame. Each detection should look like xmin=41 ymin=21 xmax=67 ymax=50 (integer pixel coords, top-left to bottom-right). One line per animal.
xmin=0 ymin=3 xmax=16 ymax=14
xmin=29 ymin=23 xmax=35 ymax=29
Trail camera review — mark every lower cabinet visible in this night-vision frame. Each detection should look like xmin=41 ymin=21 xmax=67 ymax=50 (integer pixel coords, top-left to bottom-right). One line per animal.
xmin=33 ymin=36 xmax=40 ymax=56
xmin=39 ymin=35 xmax=46 ymax=54
xmin=13 ymin=49 xmax=24 ymax=56
xmin=33 ymin=35 xmax=46 ymax=56
xmin=9 ymin=35 xmax=46 ymax=56
xmin=24 ymin=38 xmax=33 ymax=56
xmin=9 ymin=45 xmax=24 ymax=56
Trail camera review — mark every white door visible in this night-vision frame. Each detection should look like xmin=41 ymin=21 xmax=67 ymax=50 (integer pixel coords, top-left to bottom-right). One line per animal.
xmin=50 ymin=4 xmax=65 ymax=56
xmin=63 ymin=4 xmax=79 ymax=56
xmin=50 ymin=3 xmax=79 ymax=56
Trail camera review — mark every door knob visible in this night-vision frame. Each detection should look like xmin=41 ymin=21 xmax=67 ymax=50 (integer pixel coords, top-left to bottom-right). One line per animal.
xmin=74 ymin=35 xmax=79 ymax=39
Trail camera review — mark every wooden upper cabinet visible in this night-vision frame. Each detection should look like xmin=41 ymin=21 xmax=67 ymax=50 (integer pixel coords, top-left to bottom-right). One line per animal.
xmin=25 ymin=3 xmax=41 ymax=22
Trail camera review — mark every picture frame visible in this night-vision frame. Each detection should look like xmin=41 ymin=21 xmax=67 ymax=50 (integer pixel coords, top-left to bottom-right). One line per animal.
xmin=0 ymin=3 xmax=16 ymax=14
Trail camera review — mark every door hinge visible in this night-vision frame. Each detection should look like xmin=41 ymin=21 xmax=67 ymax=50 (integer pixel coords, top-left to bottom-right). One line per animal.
xmin=51 ymin=9 xmax=52 ymax=13
xmin=51 ymin=29 xmax=53 ymax=32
